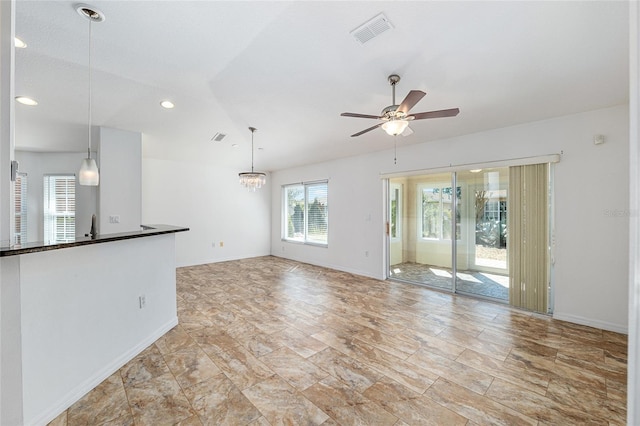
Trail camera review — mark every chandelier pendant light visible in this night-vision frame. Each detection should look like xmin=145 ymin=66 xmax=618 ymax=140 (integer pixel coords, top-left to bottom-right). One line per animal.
xmin=77 ymin=4 xmax=104 ymax=186
xmin=239 ymin=127 xmax=266 ymax=191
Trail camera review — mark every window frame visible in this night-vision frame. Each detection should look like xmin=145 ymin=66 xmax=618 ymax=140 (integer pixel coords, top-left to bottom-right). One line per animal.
xmin=282 ymin=180 xmax=328 ymax=247
xmin=43 ymin=174 xmax=76 ymax=244
xmin=418 ymin=182 xmax=461 ymax=242
xmin=390 ymin=183 xmax=402 ymax=242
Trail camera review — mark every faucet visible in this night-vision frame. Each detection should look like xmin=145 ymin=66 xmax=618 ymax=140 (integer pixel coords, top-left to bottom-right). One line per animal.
xmin=89 ymin=214 xmax=97 ymax=239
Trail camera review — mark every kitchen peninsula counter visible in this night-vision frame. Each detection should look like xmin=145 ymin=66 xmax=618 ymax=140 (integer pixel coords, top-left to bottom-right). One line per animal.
xmin=0 ymin=224 xmax=189 ymax=256
xmin=1 ymin=224 xmax=188 ymax=425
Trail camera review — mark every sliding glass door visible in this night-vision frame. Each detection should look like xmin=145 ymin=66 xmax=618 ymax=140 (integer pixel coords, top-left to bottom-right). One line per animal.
xmin=389 ymin=172 xmax=455 ymax=292
xmin=455 ymin=168 xmax=509 ymax=300
xmin=388 ymin=169 xmax=509 ymax=302
xmin=387 ymin=162 xmax=553 ymax=313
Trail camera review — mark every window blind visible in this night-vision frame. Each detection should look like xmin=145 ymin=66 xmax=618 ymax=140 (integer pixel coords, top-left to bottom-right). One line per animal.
xmin=14 ymin=173 xmax=27 ymax=244
xmin=305 ymin=182 xmax=328 ymax=245
xmin=44 ymin=175 xmax=76 ymax=244
xmin=508 ymin=163 xmax=550 ymax=313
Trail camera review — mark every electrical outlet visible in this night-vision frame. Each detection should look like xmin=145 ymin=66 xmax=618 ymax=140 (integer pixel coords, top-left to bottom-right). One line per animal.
xmin=109 ymin=215 xmax=120 ymax=224
xmin=219 ymin=241 xmax=224 ymax=247
xmin=139 ymin=295 xmax=146 ymax=309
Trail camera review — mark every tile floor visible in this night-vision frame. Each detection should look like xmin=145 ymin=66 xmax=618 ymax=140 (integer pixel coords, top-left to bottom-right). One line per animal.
xmin=49 ymin=256 xmax=627 ymax=425
xmin=389 ymin=262 xmax=509 ymax=300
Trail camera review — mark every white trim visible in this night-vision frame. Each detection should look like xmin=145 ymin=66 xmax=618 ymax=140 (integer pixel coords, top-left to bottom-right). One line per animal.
xmin=271 ymin=253 xmax=384 ymax=281
xmin=553 ymin=312 xmax=628 ymax=334
xmin=628 ymin=0 xmax=639 ymax=424
xmin=380 ymin=154 xmax=561 ymax=179
xmin=32 ymin=317 xmax=178 ymax=426
xmin=389 ymin=183 xmax=402 ymax=242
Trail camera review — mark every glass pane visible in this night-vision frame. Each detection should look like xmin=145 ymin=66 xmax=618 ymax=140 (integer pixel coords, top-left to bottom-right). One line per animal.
xmin=285 ymin=185 xmax=305 ymax=241
xmin=421 ymin=188 xmax=440 ymax=238
xmin=390 ymin=187 xmax=399 ymax=239
xmin=455 ymin=168 xmax=509 ymax=301
xmin=389 ymin=173 xmax=453 ymax=291
xmin=306 ymin=183 xmax=328 ymax=244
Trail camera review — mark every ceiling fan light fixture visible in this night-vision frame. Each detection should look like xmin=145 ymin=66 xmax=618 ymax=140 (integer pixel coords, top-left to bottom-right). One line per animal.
xmin=382 ymin=119 xmax=409 ymax=136
xmin=341 ymin=74 xmax=459 ymax=138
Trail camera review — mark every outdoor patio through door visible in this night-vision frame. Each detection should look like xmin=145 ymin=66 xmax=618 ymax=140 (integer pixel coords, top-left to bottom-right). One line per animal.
xmin=388 ymin=168 xmax=510 ymax=302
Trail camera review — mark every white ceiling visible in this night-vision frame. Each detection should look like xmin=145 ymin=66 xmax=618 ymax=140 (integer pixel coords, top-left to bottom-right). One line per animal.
xmin=14 ymin=1 xmax=629 ymax=172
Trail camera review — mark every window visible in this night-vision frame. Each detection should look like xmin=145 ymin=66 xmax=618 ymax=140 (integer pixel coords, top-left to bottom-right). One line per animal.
xmin=390 ymin=183 xmax=402 ymax=240
xmin=44 ymin=175 xmax=75 ymax=243
xmin=420 ymin=185 xmax=461 ymax=240
xmin=14 ymin=173 xmax=27 ymax=244
xmin=283 ymin=181 xmax=328 ymax=245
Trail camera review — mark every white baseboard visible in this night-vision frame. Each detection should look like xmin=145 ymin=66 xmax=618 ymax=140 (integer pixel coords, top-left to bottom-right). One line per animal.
xmin=178 ymin=252 xmax=271 ymax=268
xmin=553 ymin=312 xmax=628 ymax=334
xmin=31 ymin=317 xmax=178 ymax=426
xmin=270 ymin=253 xmax=384 ymax=281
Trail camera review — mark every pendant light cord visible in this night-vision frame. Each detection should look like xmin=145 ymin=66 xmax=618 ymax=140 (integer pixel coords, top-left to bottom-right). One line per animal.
xmin=87 ymin=19 xmax=92 ymax=159
xmin=249 ymin=127 xmax=257 ymax=173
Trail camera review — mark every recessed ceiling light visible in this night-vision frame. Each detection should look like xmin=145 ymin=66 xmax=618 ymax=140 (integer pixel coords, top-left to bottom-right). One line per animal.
xmin=160 ymin=100 xmax=175 ymax=109
xmin=15 ymin=96 xmax=38 ymax=106
xmin=14 ymin=37 xmax=27 ymax=48
xmin=470 ymin=169 xmax=483 ymax=173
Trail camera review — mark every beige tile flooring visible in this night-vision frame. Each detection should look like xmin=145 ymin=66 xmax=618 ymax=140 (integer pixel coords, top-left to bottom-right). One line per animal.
xmin=49 ymin=256 xmax=627 ymax=425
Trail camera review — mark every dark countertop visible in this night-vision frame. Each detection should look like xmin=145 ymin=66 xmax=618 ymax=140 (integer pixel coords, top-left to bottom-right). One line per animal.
xmin=0 ymin=224 xmax=189 ymax=257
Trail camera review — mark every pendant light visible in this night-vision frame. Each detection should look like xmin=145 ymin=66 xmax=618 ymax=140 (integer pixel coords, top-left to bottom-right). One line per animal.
xmin=77 ymin=4 xmax=104 ymax=186
xmin=238 ymin=127 xmax=266 ymax=191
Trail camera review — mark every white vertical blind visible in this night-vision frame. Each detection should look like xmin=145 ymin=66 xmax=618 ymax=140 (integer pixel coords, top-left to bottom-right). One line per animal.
xmin=14 ymin=172 xmax=27 ymax=244
xmin=508 ymin=163 xmax=550 ymax=313
xmin=43 ymin=175 xmax=76 ymax=243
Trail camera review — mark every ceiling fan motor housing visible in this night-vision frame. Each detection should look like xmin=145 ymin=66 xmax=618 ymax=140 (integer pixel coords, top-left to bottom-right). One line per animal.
xmin=381 ymin=105 xmax=408 ymax=120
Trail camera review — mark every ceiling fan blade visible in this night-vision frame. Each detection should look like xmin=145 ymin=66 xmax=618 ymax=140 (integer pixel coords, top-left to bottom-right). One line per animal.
xmin=351 ymin=123 xmax=383 ymax=137
xmin=396 ymin=90 xmax=426 ymax=114
xmin=341 ymin=112 xmax=382 ymax=119
xmin=411 ymin=108 xmax=460 ymax=120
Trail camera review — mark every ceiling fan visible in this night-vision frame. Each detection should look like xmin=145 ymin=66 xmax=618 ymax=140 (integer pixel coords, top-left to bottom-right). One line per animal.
xmin=341 ymin=74 xmax=460 ymax=137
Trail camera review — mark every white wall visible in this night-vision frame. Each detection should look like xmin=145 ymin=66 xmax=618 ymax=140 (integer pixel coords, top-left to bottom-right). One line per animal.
xmin=14 ymin=151 xmax=97 ymax=242
xmin=142 ymin=157 xmax=271 ymax=267
xmin=271 ymin=104 xmax=630 ymax=333
xmin=98 ymin=127 xmax=142 ymax=234
xmin=17 ymin=233 xmax=178 ymax=425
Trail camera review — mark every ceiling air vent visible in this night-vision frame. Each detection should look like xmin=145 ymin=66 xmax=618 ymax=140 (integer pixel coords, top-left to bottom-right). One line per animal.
xmin=350 ymin=13 xmax=394 ymax=45
xmin=211 ymin=132 xmax=226 ymax=142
